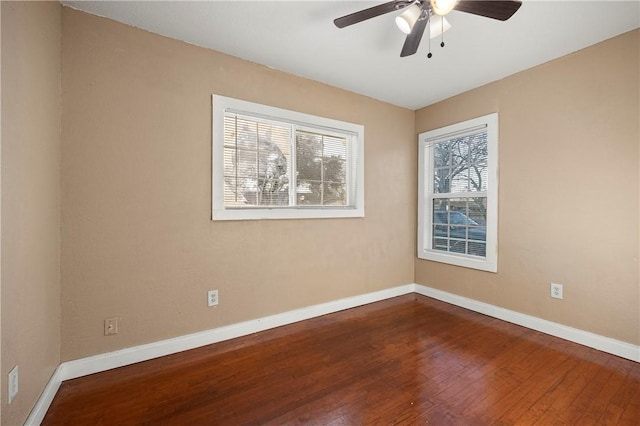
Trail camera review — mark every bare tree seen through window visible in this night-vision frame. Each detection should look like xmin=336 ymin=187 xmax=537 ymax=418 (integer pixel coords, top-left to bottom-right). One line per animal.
xmin=432 ymin=132 xmax=488 ymax=256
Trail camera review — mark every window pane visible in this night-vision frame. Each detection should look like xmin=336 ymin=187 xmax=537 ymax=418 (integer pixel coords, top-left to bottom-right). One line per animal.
xmin=224 ymin=115 xmax=291 ymax=207
xmin=434 ymin=167 xmax=451 ymax=193
xmin=470 ymin=133 xmax=488 ymax=164
xmin=434 ymin=142 xmax=450 ymax=168
xmin=223 ymin=177 xmax=240 ymax=205
xmin=467 ymin=197 xmax=487 ymax=225
xmin=433 ymin=130 xmax=488 ymax=194
xmin=468 ymin=241 xmax=486 ymax=257
xmin=296 ymin=131 xmax=348 ymax=206
xmin=451 ymin=168 xmax=469 ymax=192
xmin=323 ymin=182 xmax=346 ymax=205
xmin=470 ymin=163 xmax=488 ymax=192
xmin=323 ymin=136 xmax=347 ymax=160
xmin=324 ymin=159 xmax=346 ymax=184
xmin=297 ymin=181 xmax=321 ymax=205
xmin=433 ymin=237 xmax=448 ymax=252
xmin=450 ymin=138 xmax=469 ymax=167
xmin=431 ymin=197 xmax=487 ymax=258
xmin=449 ymin=240 xmax=467 ymax=254
xmin=296 ymin=133 xmax=322 ymax=181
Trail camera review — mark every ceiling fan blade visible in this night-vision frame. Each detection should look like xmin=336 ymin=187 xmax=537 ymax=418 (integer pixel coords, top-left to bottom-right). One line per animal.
xmin=334 ymin=1 xmax=404 ymax=28
xmin=400 ymin=15 xmax=429 ymax=57
xmin=454 ymin=0 xmax=522 ymax=21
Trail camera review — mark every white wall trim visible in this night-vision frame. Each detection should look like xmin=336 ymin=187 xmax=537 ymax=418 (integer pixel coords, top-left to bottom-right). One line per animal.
xmin=414 ymin=283 xmax=640 ymax=363
xmin=59 ymin=285 xmax=414 ymax=381
xmin=27 ymin=282 xmax=639 ymax=424
xmin=25 ymin=284 xmax=414 ymax=425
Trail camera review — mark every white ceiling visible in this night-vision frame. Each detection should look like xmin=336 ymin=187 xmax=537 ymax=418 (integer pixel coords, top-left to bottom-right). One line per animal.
xmin=62 ymin=1 xmax=639 ymax=110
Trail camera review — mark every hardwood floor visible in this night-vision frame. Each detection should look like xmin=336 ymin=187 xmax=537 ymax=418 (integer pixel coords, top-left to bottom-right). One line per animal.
xmin=43 ymin=294 xmax=639 ymax=425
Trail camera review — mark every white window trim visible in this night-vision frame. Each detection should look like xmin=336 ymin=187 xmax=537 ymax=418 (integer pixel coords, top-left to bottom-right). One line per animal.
xmin=417 ymin=113 xmax=499 ymax=272
xmin=212 ymin=95 xmax=364 ymax=221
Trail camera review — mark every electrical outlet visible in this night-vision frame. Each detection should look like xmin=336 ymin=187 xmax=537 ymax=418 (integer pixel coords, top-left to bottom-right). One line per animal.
xmin=208 ymin=290 xmax=219 ymax=307
xmin=104 ymin=317 xmax=119 ymax=336
xmin=551 ymin=282 xmax=563 ymax=300
xmin=8 ymin=366 xmax=18 ymax=404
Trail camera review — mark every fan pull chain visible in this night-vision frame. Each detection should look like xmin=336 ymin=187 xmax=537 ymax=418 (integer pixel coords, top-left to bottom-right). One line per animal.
xmin=441 ymin=15 xmax=445 ymax=48
xmin=427 ymin=17 xmax=433 ymax=58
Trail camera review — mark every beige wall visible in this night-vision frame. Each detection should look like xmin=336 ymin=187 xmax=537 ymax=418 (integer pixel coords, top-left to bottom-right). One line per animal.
xmin=0 ymin=5 xmax=635 ymax=421
xmin=1 ymin=0 xmax=3 ymax=417
xmin=60 ymin=8 xmax=416 ymax=361
xmin=415 ymin=30 xmax=640 ymax=345
xmin=1 ymin=1 xmax=62 ymax=424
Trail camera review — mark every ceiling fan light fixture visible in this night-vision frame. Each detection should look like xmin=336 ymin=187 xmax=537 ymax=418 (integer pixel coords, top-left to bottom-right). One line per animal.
xmin=429 ymin=15 xmax=451 ymax=39
xmin=395 ymin=3 xmax=422 ymax=35
xmin=430 ymin=0 xmax=457 ymax=16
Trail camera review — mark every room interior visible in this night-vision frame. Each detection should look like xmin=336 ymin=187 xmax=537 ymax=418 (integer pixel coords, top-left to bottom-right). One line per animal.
xmin=1 ymin=1 xmax=638 ymax=424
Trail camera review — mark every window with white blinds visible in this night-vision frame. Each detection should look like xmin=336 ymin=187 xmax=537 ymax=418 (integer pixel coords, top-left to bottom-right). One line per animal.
xmin=212 ymin=95 xmax=364 ymax=220
xmin=418 ymin=113 xmax=498 ymax=272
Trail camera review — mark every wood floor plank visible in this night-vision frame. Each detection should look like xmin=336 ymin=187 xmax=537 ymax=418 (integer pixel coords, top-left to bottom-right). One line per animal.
xmin=43 ymin=294 xmax=640 ymax=425
xmin=574 ymin=357 xmax=632 ymax=425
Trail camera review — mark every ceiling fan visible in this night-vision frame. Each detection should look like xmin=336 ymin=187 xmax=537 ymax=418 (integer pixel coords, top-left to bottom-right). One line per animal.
xmin=334 ymin=0 xmax=522 ymax=58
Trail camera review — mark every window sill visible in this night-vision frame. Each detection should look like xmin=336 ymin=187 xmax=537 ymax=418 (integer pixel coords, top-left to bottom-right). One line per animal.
xmin=212 ymin=206 xmax=365 ymax=221
xmin=418 ymin=249 xmax=497 ymax=273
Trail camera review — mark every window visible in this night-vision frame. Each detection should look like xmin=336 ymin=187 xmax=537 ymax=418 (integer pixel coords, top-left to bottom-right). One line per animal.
xmin=212 ymin=95 xmax=364 ymax=220
xmin=418 ymin=113 xmax=498 ymax=272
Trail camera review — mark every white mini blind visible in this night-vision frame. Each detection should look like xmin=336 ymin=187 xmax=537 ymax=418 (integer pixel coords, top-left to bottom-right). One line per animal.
xmin=213 ymin=94 xmax=364 ymax=220
xmin=432 ymin=127 xmax=488 ymax=195
xmin=222 ymin=111 xmax=357 ymax=210
xmin=295 ymin=130 xmax=349 ymax=207
xmin=223 ymin=113 xmax=292 ymax=207
xmin=418 ymin=112 xmax=498 ymax=272
xmin=430 ymin=127 xmax=489 ymax=258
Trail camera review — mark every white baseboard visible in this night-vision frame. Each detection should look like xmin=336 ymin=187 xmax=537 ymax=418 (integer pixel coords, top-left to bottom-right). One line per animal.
xmin=26 ymin=282 xmax=639 ymax=425
xmin=25 ymin=284 xmax=414 ymax=425
xmin=414 ymin=283 xmax=640 ymax=363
